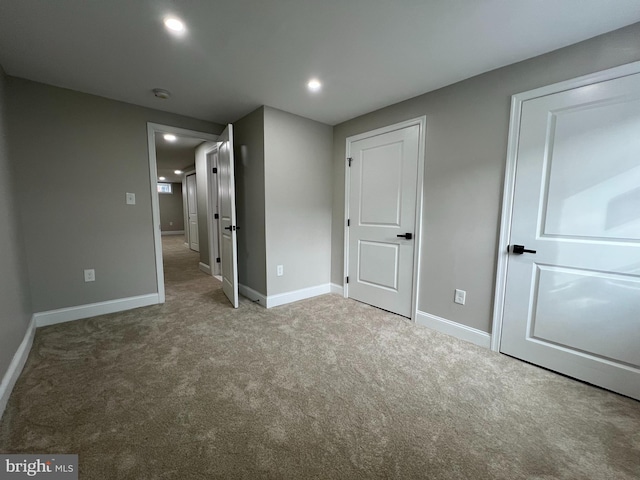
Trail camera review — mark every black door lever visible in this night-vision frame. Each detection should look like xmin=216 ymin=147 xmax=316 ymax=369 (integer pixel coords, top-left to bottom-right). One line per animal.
xmin=397 ymin=233 xmax=413 ymax=240
xmin=224 ymin=226 xmax=236 ymax=231
xmin=511 ymin=244 xmax=536 ymax=254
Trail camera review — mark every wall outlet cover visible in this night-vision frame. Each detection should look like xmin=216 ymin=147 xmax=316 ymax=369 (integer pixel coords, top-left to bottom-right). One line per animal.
xmin=126 ymin=192 xmax=136 ymax=205
xmin=454 ymin=289 xmax=466 ymax=305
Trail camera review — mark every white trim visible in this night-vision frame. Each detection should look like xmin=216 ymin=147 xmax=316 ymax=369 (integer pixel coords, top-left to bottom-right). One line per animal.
xmin=416 ymin=311 xmax=491 ymax=349
xmin=238 ymin=283 xmax=268 ymax=306
xmin=490 ymin=60 xmax=640 ymax=352
xmin=147 ymin=123 xmax=219 ymax=305
xmin=0 ymin=316 xmax=36 ymax=420
xmin=330 ymin=283 xmax=343 ymax=294
xmin=199 ymin=262 xmax=212 ymax=275
xmin=344 ymin=116 xmax=427 ymax=322
xmin=33 ymin=294 xmax=159 ymax=327
xmin=266 ymin=284 xmax=332 ymax=308
xmin=161 ymin=230 xmax=185 ymax=236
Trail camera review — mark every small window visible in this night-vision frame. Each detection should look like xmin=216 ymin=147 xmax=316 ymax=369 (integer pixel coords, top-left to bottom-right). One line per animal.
xmin=157 ymin=183 xmax=172 ymax=194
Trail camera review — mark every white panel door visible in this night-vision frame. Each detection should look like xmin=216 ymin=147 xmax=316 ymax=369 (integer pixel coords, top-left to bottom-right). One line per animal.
xmin=501 ymin=72 xmax=640 ymax=400
xmin=347 ymin=124 xmax=420 ymax=318
xmin=186 ymin=173 xmax=199 ymax=252
xmin=217 ymin=124 xmax=239 ymax=308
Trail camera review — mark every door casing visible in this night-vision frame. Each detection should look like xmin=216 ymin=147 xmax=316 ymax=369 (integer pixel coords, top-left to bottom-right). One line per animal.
xmin=491 ymin=60 xmax=640 ymax=352
xmin=343 ymin=116 xmax=427 ymax=322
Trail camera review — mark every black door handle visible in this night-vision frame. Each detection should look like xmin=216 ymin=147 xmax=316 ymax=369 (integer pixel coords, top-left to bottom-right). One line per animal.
xmin=224 ymin=226 xmax=236 ymax=231
xmin=397 ymin=233 xmax=413 ymax=240
xmin=511 ymin=244 xmax=536 ymax=254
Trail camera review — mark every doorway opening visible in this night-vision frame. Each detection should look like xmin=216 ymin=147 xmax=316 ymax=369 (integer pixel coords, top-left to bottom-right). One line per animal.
xmin=147 ymin=123 xmax=219 ymax=303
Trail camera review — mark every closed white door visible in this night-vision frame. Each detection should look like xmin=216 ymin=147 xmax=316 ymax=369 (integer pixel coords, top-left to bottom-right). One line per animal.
xmin=217 ymin=124 xmax=239 ymax=308
xmin=346 ymin=123 xmax=421 ymax=318
xmin=501 ymin=71 xmax=640 ymax=400
xmin=186 ymin=173 xmax=199 ymax=252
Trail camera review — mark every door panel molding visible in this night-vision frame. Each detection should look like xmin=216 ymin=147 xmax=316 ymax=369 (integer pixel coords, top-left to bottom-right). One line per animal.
xmin=492 ymin=60 xmax=640 ymax=352
xmin=344 ymin=116 xmax=426 ymax=321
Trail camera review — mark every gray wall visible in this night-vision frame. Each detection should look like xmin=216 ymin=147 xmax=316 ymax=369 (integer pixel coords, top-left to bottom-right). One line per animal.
xmin=8 ymin=77 xmax=221 ymax=312
xmin=264 ymin=107 xmax=332 ymax=295
xmin=234 ymin=107 xmax=267 ymax=295
xmin=0 ymin=66 xmax=33 ymax=385
xmin=159 ymin=183 xmax=184 ymax=232
xmin=331 ymin=22 xmax=640 ymax=333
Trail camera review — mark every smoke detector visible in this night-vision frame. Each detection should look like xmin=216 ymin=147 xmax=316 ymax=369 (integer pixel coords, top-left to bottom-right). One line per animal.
xmin=152 ymin=88 xmax=171 ymax=99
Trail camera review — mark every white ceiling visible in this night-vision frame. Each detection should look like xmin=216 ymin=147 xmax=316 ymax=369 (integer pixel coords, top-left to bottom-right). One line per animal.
xmin=1 ymin=1 xmax=640 ymax=126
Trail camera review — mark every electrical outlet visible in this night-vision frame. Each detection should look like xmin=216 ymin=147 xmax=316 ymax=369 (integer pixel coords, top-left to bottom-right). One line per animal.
xmin=126 ymin=192 xmax=136 ymax=205
xmin=454 ymin=289 xmax=466 ymax=305
xmin=84 ymin=269 xmax=96 ymax=282
xmin=277 ymin=265 xmax=284 ymax=277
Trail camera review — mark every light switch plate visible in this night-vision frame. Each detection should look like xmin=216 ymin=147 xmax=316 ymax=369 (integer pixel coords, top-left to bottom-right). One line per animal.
xmin=84 ymin=269 xmax=95 ymax=282
xmin=126 ymin=192 xmax=136 ymax=205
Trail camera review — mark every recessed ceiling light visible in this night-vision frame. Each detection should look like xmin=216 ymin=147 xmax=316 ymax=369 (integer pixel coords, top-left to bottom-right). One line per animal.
xmin=164 ymin=134 xmax=177 ymax=142
xmin=174 ymin=170 xmax=183 ymax=174
xmin=164 ymin=17 xmax=186 ymax=34
xmin=159 ymin=176 xmax=166 ymax=181
xmin=307 ymin=78 xmax=322 ymax=92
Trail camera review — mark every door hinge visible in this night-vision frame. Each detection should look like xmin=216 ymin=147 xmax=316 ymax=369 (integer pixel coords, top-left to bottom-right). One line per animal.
xmin=212 ymin=167 xmax=218 ymax=174
xmin=347 ymin=219 xmax=350 ymax=227
xmin=347 ymin=157 xmax=352 ymax=167
xmin=214 ymin=213 xmax=219 ymax=219
xmin=216 ymin=257 xmax=220 ymax=263
xmin=346 ymin=276 xmax=349 ymax=284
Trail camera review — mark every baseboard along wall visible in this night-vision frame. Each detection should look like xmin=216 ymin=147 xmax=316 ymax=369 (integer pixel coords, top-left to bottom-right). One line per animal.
xmin=415 ymin=311 xmax=491 ymax=349
xmin=161 ymin=230 xmax=185 ymax=236
xmin=198 ymin=262 xmax=212 ymax=275
xmin=0 ymin=316 xmax=36 ymax=420
xmin=238 ymin=283 xmax=333 ymax=308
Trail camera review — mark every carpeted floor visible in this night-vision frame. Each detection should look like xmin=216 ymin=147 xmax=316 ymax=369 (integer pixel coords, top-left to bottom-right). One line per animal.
xmin=1 ymin=236 xmax=638 ymax=479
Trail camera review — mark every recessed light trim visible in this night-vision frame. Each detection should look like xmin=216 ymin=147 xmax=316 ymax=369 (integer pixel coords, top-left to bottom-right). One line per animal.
xmin=174 ymin=170 xmax=183 ymax=175
xmin=164 ymin=17 xmax=186 ymax=34
xmin=307 ymin=78 xmax=322 ymax=92
xmin=159 ymin=176 xmax=166 ymax=181
xmin=164 ymin=134 xmax=177 ymax=142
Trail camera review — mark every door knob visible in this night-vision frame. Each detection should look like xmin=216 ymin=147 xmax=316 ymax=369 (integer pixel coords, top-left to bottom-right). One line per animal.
xmin=511 ymin=244 xmax=536 ymax=254
xmin=397 ymin=233 xmax=413 ymax=240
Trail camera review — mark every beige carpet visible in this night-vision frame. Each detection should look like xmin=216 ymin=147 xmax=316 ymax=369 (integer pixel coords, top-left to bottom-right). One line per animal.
xmin=1 ymin=236 xmax=638 ymax=479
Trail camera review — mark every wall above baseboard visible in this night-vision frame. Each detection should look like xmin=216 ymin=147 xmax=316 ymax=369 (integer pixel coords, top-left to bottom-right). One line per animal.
xmin=415 ymin=311 xmax=491 ymax=349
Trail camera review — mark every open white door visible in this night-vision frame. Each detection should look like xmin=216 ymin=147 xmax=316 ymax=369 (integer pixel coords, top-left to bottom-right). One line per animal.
xmin=217 ymin=124 xmax=239 ymax=308
xmin=186 ymin=173 xmax=199 ymax=252
xmin=499 ymin=67 xmax=640 ymax=400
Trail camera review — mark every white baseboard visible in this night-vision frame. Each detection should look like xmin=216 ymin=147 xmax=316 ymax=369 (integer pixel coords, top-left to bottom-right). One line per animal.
xmin=0 ymin=315 xmax=36 ymax=420
xmin=198 ymin=262 xmax=211 ymax=275
xmin=161 ymin=230 xmax=185 ymax=236
xmin=238 ymin=283 xmax=268 ymax=306
xmin=415 ymin=311 xmax=491 ymax=349
xmin=33 ymin=293 xmax=160 ymax=327
xmin=267 ymin=283 xmax=331 ymax=308
xmin=330 ymin=283 xmax=343 ymax=294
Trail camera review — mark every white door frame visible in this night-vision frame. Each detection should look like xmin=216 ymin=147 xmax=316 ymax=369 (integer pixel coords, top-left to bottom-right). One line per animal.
xmin=490 ymin=60 xmax=640 ymax=352
xmin=182 ymin=168 xmax=196 ymax=247
xmin=343 ymin=116 xmax=427 ymax=321
xmin=147 ymin=123 xmax=219 ymax=303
